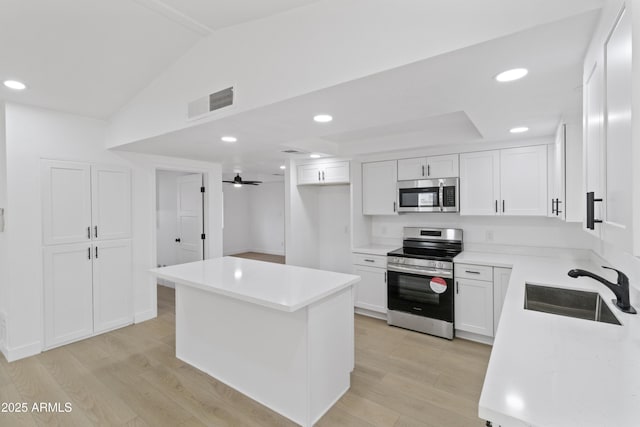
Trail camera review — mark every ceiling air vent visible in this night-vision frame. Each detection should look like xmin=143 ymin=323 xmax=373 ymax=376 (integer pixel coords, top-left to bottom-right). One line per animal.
xmin=188 ymin=86 xmax=234 ymax=119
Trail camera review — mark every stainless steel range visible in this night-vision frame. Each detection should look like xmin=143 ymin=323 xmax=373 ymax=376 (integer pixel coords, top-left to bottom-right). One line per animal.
xmin=387 ymin=227 xmax=463 ymax=339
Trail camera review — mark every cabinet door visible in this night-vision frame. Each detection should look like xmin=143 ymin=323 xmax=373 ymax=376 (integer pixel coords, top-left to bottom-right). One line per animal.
xmin=584 ymin=62 xmax=604 ymax=237
xmin=493 ymin=268 xmax=512 ymax=333
xmin=44 ymin=243 xmax=94 ymax=349
xmin=602 ymin=8 xmax=633 ymax=252
xmin=500 ymin=146 xmax=547 ymax=216
xmin=397 ymin=157 xmax=426 ymax=181
xmin=427 ymin=154 xmax=459 ymax=178
xmin=548 ymin=124 xmax=566 ymax=220
xmin=362 ymin=161 xmax=398 ymax=215
xmin=459 ymin=151 xmax=500 ymax=216
xmin=93 ymin=240 xmax=133 ymax=333
xmin=455 ymin=278 xmax=493 ymax=337
xmin=41 ymin=160 xmax=92 ymax=245
xmin=353 ymin=265 xmax=387 ymax=313
xmin=322 ymin=161 xmax=350 ymax=184
xmin=297 ymin=164 xmax=321 ymax=185
xmin=91 ymin=165 xmax=132 ymax=240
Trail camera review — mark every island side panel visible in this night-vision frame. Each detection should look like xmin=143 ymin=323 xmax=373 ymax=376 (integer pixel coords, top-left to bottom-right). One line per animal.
xmin=175 ymin=284 xmax=309 ymax=425
xmin=307 ymin=286 xmax=354 ymax=425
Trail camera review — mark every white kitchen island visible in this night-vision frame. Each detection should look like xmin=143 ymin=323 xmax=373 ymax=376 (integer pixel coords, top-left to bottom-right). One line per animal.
xmin=150 ymin=257 xmax=360 ymax=427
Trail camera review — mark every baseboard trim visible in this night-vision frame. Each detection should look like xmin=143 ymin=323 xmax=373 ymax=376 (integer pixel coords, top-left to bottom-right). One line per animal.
xmin=354 ymin=307 xmax=387 ymax=321
xmin=6 ymin=341 xmax=41 ymax=362
xmin=135 ymin=309 xmax=157 ymax=324
xmin=250 ymin=248 xmax=285 ymax=256
xmin=455 ymin=329 xmax=494 ymax=346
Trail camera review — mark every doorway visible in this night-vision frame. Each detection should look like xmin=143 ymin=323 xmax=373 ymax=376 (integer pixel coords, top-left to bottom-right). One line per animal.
xmin=155 ymin=170 xmax=205 ymax=284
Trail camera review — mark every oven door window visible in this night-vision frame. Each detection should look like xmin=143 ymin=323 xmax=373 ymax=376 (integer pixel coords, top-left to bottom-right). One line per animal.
xmin=388 ymin=270 xmax=453 ymax=322
xmin=399 ymin=188 xmax=439 ymax=208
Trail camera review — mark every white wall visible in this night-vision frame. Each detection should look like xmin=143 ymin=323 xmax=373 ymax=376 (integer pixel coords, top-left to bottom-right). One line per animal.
xmin=107 ymin=0 xmax=602 ymax=148
xmin=222 ymin=184 xmax=251 ymax=255
xmin=2 ymin=103 xmax=223 ymax=361
xmin=222 ymin=182 xmax=285 ymax=256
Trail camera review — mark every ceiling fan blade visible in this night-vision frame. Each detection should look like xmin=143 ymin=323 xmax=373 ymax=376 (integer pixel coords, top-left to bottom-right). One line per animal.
xmin=222 ymin=180 xmax=235 ymax=183
xmin=243 ymin=181 xmax=262 ymax=185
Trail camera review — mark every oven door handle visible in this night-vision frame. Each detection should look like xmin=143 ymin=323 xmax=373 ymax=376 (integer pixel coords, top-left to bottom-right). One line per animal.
xmin=387 ymin=265 xmax=453 ymax=278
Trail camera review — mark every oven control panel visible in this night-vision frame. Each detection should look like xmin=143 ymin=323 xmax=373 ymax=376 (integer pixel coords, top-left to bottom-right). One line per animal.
xmin=387 ymin=256 xmax=452 ymax=271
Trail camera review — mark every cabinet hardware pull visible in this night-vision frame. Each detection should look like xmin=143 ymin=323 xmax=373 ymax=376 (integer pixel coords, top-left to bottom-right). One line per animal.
xmin=393 ymin=201 xmax=396 ymax=212
xmin=502 ymin=200 xmax=505 ymax=213
xmin=551 ymin=198 xmax=556 ymax=215
xmin=87 ymin=226 xmax=91 ymax=239
xmin=88 ymin=247 xmax=91 ymax=260
xmin=495 ymin=200 xmax=498 ymax=213
xmin=94 ymin=226 xmax=98 ymax=238
xmin=427 ymin=164 xmax=430 ymax=176
xmin=456 ymin=281 xmax=459 ymax=294
xmin=384 ymin=272 xmax=387 ymax=283
xmin=465 ymin=270 xmax=480 ymax=274
xmin=422 ymin=165 xmax=425 ymax=176
xmin=318 ymin=171 xmax=320 ymax=181
xmin=364 ymin=259 xmax=375 ymax=263
xmin=95 ymin=246 xmax=98 ymax=259
xmin=556 ymin=199 xmax=562 ymax=215
xmin=586 ymin=192 xmax=603 ymax=230
xmin=322 ymin=171 xmax=325 ymax=181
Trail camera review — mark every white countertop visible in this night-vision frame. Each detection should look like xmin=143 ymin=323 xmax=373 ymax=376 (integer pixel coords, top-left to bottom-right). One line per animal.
xmin=150 ymin=257 xmax=360 ymax=312
xmin=455 ymin=251 xmax=640 ymax=426
xmin=352 ymin=244 xmax=398 ymax=256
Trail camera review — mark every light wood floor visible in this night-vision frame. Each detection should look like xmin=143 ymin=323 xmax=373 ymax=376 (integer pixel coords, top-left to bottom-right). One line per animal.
xmin=0 ymin=286 xmax=491 ymax=426
xmin=229 ymin=251 xmax=285 ymax=264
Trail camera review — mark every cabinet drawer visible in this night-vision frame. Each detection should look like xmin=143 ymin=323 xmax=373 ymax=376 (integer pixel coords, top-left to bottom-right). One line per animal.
xmin=352 ymin=253 xmax=387 ymax=268
xmin=455 ymin=263 xmax=493 ymax=281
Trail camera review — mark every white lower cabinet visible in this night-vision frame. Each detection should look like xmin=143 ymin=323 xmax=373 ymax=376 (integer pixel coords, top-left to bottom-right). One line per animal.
xmin=493 ymin=267 xmax=513 ymax=333
xmin=455 ymin=277 xmax=494 ymax=337
xmin=44 ymin=239 xmax=133 ymax=349
xmin=455 ymin=262 xmax=512 ymax=342
xmin=352 ymin=252 xmax=387 ymax=316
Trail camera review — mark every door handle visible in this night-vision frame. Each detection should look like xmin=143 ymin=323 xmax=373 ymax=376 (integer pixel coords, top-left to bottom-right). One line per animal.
xmin=175 ymin=238 xmax=181 ymax=243
xmin=586 ymin=192 xmax=603 ymax=230
xmin=94 ymin=226 xmax=98 ymax=238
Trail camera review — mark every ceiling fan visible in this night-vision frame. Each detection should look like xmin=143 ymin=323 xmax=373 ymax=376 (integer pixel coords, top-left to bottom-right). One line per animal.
xmin=222 ymin=173 xmax=262 ymax=187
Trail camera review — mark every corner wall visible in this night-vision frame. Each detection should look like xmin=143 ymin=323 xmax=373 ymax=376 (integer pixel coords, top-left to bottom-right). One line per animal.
xmin=0 ymin=104 xmax=8 ymax=359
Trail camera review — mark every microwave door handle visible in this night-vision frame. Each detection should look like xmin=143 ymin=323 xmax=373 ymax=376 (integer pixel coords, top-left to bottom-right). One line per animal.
xmin=438 ymin=182 xmax=444 ymax=212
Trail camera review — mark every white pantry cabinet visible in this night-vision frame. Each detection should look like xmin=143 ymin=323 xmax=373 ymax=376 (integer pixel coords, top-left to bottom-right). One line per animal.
xmin=42 ymin=160 xmax=132 ymax=245
xmin=44 ymin=239 xmax=133 ymax=348
xmin=362 ymin=160 xmax=398 ymax=215
xmin=460 ymin=146 xmax=547 ymax=216
xmin=352 ymin=252 xmax=387 ymax=316
xmin=297 ymin=161 xmax=350 ymax=185
xmin=397 ymin=154 xmax=459 ymax=180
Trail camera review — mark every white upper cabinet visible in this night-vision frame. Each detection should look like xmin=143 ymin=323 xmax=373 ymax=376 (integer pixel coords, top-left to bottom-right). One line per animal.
xmin=500 ymin=145 xmax=547 ymax=216
xmin=297 ymin=161 xmax=350 ymax=185
xmin=548 ymin=121 xmax=584 ymax=222
xmin=548 ymin=124 xmax=566 ymax=219
xmin=460 ymin=146 xmax=547 ymax=216
xmin=459 ymin=151 xmax=501 ymax=215
xmin=91 ymin=165 xmax=132 ymax=241
xmin=584 ymin=61 xmax=605 ymax=237
xmin=41 ymin=160 xmax=92 ymax=245
xmin=397 ymin=154 xmax=459 ymax=180
xmin=362 ymin=160 xmax=397 ymax=215
xmin=42 ymin=160 xmax=132 ymax=245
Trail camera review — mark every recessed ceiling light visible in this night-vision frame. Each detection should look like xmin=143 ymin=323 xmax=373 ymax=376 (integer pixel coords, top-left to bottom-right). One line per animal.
xmin=279 ymin=165 xmax=286 ymax=170
xmin=221 ymin=136 xmax=237 ymax=143
xmin=313 ymin=114 xmax=333 ymax=123
xmin=3 ymin=80 xmax=27 ymax=90
xmin=310 ymin=154 xmax=321 ymax=158
xmin=510 ymin=127 xmax=529 ymax=134
xmin=495 ymin=68 xmax=528 ymax=82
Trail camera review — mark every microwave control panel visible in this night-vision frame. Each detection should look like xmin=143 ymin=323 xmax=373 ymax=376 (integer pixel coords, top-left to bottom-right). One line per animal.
xmin=443 ymin=186 xmax=456 ymax=207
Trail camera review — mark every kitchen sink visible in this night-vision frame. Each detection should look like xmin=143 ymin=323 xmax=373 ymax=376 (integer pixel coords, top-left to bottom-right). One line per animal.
xmin=524 ymin=283 xmax=621 ymax=325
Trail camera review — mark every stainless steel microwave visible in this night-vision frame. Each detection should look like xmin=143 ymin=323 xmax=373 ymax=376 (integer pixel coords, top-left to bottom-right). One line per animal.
xmin=397 ymin=178 xmax=459 ymax=213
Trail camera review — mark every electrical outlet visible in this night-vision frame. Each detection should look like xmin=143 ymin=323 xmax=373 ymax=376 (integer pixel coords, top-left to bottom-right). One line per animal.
xmin=486 ymin=230 xmax=494 ymax=242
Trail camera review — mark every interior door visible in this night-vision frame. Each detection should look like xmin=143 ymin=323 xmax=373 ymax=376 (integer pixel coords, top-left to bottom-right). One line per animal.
xmin=41 ymin=160 xmax=92 ymax=245
xmin=44 ymin=243 xmax=94 ymax=349
xmin=91 ymin=165 xmax=132 ymax=240
xmin=177 ymin=174 xmax=204 ymax=263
